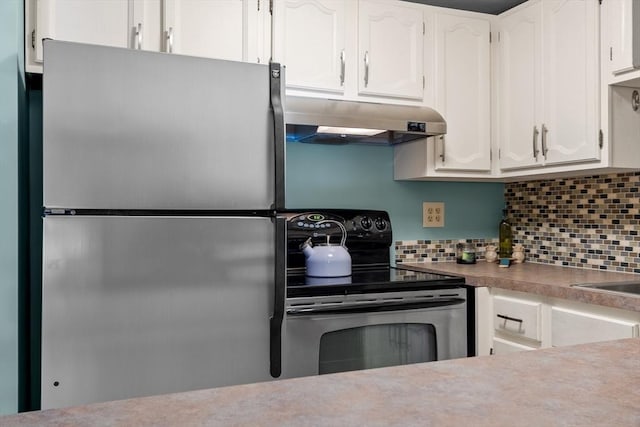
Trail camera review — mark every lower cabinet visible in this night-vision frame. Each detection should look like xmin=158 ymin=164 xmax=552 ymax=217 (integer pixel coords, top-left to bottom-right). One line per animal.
xmin=489 ymin=289 xmax=548 ymax=353
xmin=551 ymin=305 xmax=640 ymax=347
xmin=477 ymin=287 xmax=640 ymax=356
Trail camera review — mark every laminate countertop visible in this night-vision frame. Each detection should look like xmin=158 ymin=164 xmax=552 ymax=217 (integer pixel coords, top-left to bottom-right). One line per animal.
xmin=2 ymin=339 xmax=638 ymax=426
xmin=398 ymin=261 xmax=640 ymax=312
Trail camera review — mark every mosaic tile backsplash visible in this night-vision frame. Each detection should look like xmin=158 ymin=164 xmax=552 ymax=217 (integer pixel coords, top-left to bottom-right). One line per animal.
xmin=396 ymin=239 xmax=499 ymax=263
xmin=396 ymin=172 xmax=640 ymax=274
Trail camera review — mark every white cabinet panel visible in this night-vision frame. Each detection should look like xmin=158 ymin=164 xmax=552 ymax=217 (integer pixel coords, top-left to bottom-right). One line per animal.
xmin=433 ymin=13 xmax=491 ymax=172
xmin=135 ymin=0 xmax=163 ymax=53
xmin=497 ymin=2 xmax=543 ymax=171
xmin=273 ymin=0 xmax=346 ymax=92
xmin=492 ymin=337 xmax=537 ymax=355
xmin=358 ymin=0 xmax=424 ymax=99
xmin=497 ymin=0 xmax=600 ymax=173
xmin=34 ymin=0 xmax=136 ymax=63
xmin=493 ymin=295 xmax=542 ymax=342
xmin=551 ymin=306 xmax=639 ymax=347
xmin=605 ymin=0 xmax=640 ymax=76
xmin=163 ymin=0 xmax=258 ymax=62
xmin=542 ymin=0 xmax=600 ymax=166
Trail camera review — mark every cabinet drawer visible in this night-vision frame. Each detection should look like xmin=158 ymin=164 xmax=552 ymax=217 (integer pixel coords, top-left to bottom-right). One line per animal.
xmin=492 ymin=337 xmax=537 ymax=355
xmin=551 ymin=307 xmax=640 ymax=347
xmin=493 ymin=295 xmax=542 ymax=341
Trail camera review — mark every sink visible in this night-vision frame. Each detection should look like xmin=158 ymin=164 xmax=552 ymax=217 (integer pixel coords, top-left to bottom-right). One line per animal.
xmin=572 ymin=281 xmax=640 ymax=296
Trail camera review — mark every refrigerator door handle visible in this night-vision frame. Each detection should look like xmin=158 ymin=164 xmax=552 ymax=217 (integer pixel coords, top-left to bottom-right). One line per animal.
xmin=270 ymin=215 xmax=286 ymax=378
xmin=270 ymin=62 xmax=285 ymax=212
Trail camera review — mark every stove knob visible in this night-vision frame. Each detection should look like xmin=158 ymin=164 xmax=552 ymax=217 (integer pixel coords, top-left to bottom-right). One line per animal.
xmin=374 ymin=217 xmax=387 ymax=231
xmin=360 ymin=216 xmax=372 ymax=230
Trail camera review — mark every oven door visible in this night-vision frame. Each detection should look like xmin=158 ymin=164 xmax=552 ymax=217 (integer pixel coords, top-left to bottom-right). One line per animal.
xmin=282 ymin=290 xmax=467 ymax=379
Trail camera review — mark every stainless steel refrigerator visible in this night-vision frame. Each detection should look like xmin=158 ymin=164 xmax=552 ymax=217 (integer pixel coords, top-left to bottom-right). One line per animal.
xmin=41 ymin=41 xmax=286 ymax=409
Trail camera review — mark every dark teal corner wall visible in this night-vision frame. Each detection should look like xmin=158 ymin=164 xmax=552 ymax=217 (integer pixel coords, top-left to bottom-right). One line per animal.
xmin=0 ymin=0 xmax=23 ymax=415
xmin=285 ymin=142 xmax=504 ymax=241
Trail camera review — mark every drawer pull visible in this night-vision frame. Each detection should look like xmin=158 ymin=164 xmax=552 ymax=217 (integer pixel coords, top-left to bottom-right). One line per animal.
xmin=497 ymin=313 xmax=525 ymax=334
xmin=497 ymin=314 xmax=523 ymax=324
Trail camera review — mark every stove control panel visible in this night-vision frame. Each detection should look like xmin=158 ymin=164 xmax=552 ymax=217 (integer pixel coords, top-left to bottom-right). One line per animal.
xmin=286 ymin=210 xmax=391 ymax=239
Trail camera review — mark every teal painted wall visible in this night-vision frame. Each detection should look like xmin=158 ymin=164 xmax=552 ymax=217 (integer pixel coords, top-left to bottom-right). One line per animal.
xmin=286 ymin=142 xmax=504 ymax=241
xmin=0 ymin=0 xmax=22 ymax=415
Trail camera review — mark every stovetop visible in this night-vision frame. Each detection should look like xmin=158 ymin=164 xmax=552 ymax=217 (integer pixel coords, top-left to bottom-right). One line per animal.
xmin=286 ymin=267 xmax=465 ymax=298
xmin=284 ymin=209 xmax=465 ymax=298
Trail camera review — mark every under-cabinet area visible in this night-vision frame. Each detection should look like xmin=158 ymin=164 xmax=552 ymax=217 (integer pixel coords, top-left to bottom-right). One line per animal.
xmin=476 ymin=287 xmax=640 ymax=356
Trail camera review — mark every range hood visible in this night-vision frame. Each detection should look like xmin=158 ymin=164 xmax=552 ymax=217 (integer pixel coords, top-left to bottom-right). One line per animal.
xmin=285 ymin=96 xmax=446 ymax=145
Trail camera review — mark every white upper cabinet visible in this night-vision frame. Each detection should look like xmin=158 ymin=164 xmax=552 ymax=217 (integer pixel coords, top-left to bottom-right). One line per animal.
xmin=393 ymin=8 xmax=493 ymax=181
xmin=357 ymin=0 xmax=424 ymax=100
xmin=30 ymin=0 xmax=151 ymax=69
xmin=26 ymin=0 xmax=267 ymax=73
xmin=274 ymin=0 xmax=425 ymax=101
xmin=497 ymin=2 xmax=543 ymax=171
xmin=542 ymin=0 xmax=600 ymax=166
xmin=497 ymin=0 xmax=600 ymax=172
xmin=272 ymin=0 xmax=346 ymax=93
xmin=163 ymin=0 xmax=265 ymax=63
xmin=604 ymin=0 xmax=640 ymax=77
xmin=433 ymin=12 xmax=491 ymax=172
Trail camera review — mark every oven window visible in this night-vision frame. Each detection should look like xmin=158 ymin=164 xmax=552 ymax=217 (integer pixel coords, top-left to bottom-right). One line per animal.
xmin=318 ymin=323 xmax=437 ymax=375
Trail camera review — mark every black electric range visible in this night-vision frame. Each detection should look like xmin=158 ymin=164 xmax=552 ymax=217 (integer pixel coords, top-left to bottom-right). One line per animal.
xmin=284 ymin=209 xmax=466 ymax=298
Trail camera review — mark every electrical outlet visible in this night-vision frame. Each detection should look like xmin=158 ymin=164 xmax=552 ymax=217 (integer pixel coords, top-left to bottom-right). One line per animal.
xmin=423 ymin=202 xmax=445 ymax=227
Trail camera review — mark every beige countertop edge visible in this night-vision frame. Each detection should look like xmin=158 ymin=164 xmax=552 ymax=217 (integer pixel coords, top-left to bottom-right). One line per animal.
xmin=2 ymin=339 xmax=639 ymax=426
xmin=398 ymin=261 xmax=640 ymax=312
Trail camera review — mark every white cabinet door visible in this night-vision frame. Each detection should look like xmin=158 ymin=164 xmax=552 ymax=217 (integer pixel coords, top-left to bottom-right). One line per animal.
xmin=542 ymin=0 xmax=600 ymax=165
xmin=163 ymin=0 xmax=263 ymax=62
xmin=34 ymin=0 xmax=148 ymax=63
xmin=273 ymin=0 xmax=346 ymax=92
xmin=497 ymin=2 xmax=543 ymax=171
xmin=605 ymin=0 xmax=640 ymax=75
xmin=135 ymin=0 xmax=163 ymax=53
xmin=433 ymin=13 xmax=491 ymax=172
xmin=551 ymin=306 xmax=640 ymax=347
xmin=358 ymin=0 xmax=424 ymax=99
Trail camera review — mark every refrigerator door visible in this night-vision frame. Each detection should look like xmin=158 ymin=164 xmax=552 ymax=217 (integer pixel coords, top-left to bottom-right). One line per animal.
xmin=43 ymin=41 xmax=285 ymax=211
xmin=41 ymin=215 xmax=276 ymax=409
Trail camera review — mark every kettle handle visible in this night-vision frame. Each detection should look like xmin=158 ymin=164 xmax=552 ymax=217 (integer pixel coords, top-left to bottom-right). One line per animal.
xmin=317 ymin=220 xmax=347 ymax=247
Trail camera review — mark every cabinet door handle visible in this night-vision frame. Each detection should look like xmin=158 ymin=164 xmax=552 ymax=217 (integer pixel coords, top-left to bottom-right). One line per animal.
xmin=364 ymin=51 xmax=369 ymax=88
xmin=135 ymin=23 xmax=143 ymax=50
xmin=340 ymin=49 xmax=345 ymax=86
xmin=439 ymin=135 xmax=445 ymax=163
xmin=541 ymin=123 xmax=548 ymax=159
xmin=166 ymin=27 xmax=174 ymax=53
xmin=532 ymin=125 xmax=539 ymax=160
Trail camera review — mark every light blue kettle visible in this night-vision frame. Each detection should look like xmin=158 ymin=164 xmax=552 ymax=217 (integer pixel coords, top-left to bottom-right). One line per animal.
xmin=302 ymin=220 xmax=352 ymax=278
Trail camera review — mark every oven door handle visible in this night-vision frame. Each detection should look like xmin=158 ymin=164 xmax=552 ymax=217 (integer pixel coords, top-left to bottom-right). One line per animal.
xmin=286 ymin=298 xmax=466 ymax=316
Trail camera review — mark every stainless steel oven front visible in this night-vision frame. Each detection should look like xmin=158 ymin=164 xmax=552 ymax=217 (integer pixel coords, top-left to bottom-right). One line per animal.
xmin=282 ymin=287 xmax=468 ymax=378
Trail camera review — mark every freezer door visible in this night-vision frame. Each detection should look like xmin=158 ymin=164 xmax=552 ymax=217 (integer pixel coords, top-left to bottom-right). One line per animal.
xmin=42 ymin=216 xmax=277 ymax=409
xmin=43 ymin=41 xmax=285 ymax=210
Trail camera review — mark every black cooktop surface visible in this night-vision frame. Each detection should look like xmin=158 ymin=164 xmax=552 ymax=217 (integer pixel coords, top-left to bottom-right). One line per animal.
xmin=286 ymin=267 xmax=465 ymax=298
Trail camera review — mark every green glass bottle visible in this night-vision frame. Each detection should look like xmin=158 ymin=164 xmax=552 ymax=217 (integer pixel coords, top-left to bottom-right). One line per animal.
xmin=498 ymin=208 xmax=512 ymax=259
